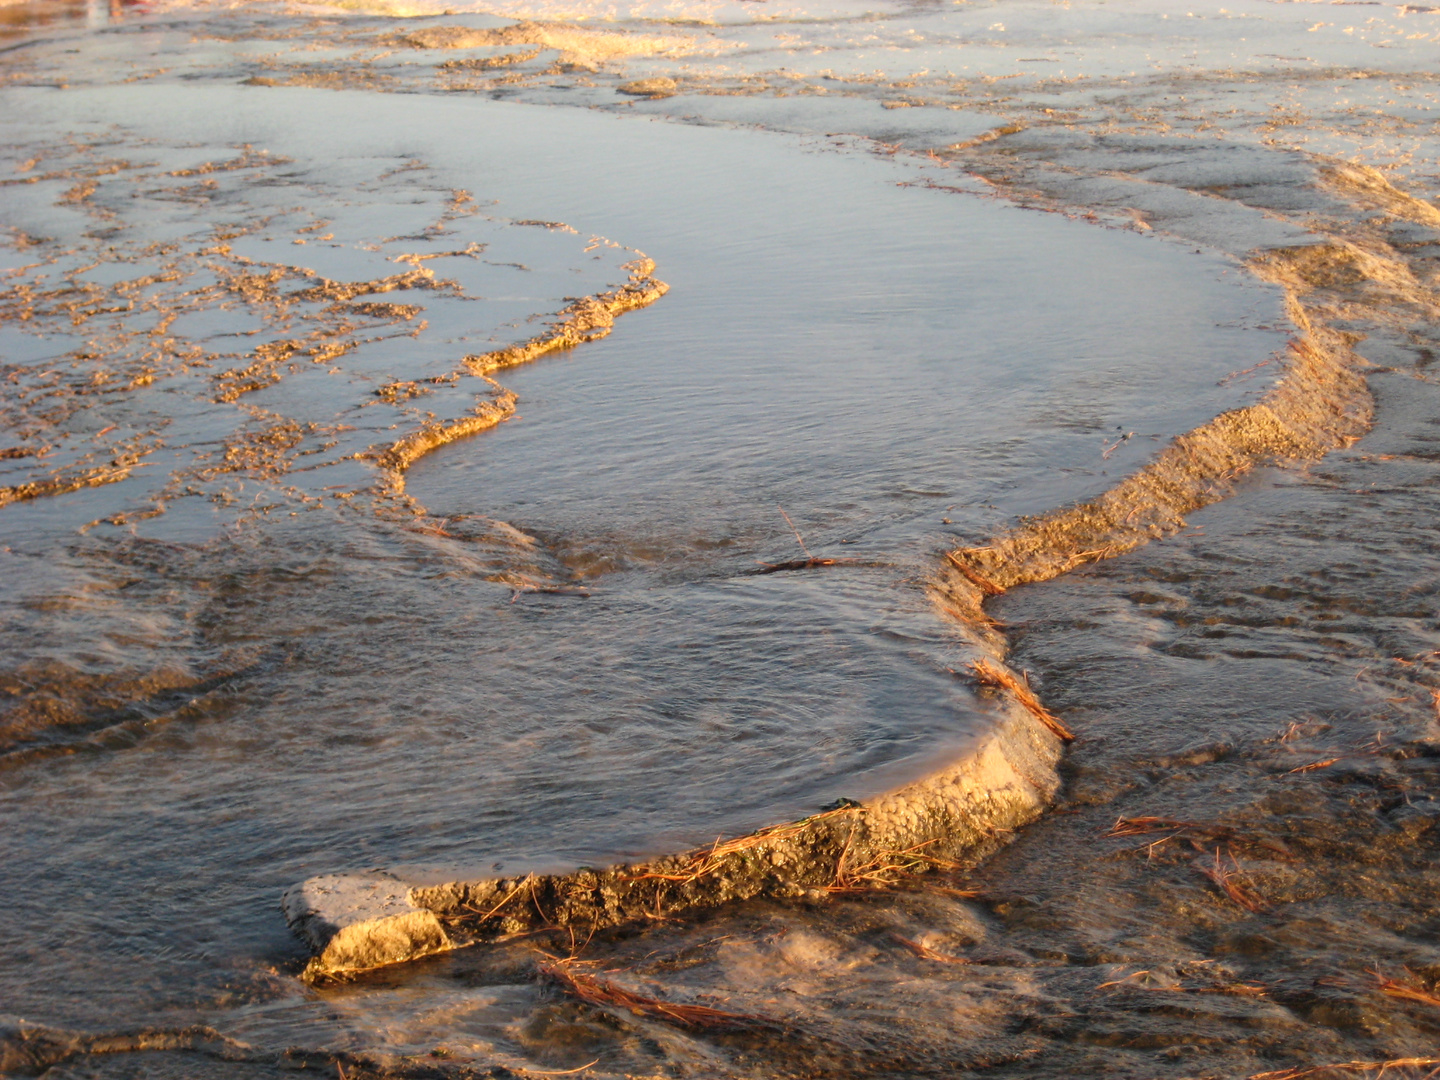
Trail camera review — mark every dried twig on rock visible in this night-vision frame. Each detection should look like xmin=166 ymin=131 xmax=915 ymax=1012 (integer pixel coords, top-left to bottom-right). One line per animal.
xmin=965 ymin=659 xmax=1074 ymax=741
xmin=944 ymin=551 xmax=1005 ymax=596
xmin=829 ymin=840 xmax=962 ymax=893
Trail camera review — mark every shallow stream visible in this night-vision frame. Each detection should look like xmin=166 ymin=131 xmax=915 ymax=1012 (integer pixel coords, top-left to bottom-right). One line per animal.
xmin=7 ymin=4 xmax=1433 ymax=1079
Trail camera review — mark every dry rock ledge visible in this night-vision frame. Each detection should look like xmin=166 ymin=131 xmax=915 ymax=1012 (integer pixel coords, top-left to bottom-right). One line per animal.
xmin=285 ymin=241 xmax=1372 ymax=982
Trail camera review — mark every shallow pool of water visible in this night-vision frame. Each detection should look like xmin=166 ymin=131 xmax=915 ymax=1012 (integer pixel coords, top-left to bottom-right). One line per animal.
xmin=0 ymin=60 xmax=1289 ymax=1061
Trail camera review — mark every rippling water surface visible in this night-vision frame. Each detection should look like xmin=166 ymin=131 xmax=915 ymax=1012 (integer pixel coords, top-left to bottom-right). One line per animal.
xmin=0 ymin=6 xmax=1317 ymax=1074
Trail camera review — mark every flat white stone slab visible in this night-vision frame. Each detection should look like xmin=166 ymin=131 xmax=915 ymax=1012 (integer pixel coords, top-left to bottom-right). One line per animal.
xmin=282 ymin=873 xmax=453 ymax=979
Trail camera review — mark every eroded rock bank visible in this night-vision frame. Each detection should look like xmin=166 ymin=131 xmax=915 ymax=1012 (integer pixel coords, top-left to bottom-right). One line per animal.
xmin=285 ymin=702 xmax=1063 ymax=980
xmin=283 ymin=207 xmax=1393 ymax=984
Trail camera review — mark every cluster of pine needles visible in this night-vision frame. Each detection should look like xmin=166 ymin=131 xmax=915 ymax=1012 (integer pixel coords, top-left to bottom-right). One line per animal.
xmin=1106 ymin=815 xmax=1295 ymax=913
xmin=1249 ymin=1058 xmax=1440 ymax=1080
xmin=621 ymin=804 xmax=860 ymax=886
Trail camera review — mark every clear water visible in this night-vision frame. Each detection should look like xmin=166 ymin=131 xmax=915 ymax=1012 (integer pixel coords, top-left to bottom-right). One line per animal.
xmin=0 ymin=11 xmax=1301 ymax=1073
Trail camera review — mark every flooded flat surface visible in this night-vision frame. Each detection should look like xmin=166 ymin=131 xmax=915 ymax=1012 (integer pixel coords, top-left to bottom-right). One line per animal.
xmin=4 ymin=3 xmax=1440 ymax=1079
xmin=0 ymin=82 xmax=1285 ymax=1020
xmin=0 ymin=46 xmax=1283 ymax=1053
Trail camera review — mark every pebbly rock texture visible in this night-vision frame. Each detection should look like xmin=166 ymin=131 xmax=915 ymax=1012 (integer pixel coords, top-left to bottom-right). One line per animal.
xmin=284 ymin=700 xmax=1062 ymax=981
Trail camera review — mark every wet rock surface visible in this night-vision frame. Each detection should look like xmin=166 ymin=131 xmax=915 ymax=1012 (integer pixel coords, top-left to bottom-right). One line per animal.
xmin=286 ymin=705 xmax=1062 ymax=981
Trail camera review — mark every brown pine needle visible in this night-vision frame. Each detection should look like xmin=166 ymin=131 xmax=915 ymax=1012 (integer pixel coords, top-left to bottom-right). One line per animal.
xmin=966 ymin=658 xmax=1074 ymax=741
xmin=1096 ymin=969 xmax=1155 ymax=990
xmin=539 ymin=958 xmax=776 ymax=1032
xmin=1218 ymin=356 xmax=1275 ymax=387
xmin=1108 ymin=815 xmax=1213 ymax=838
xmin=753 ymin=507 xmax=864 ymax=573
xmin=1107 ymin=816 xmax=1291 ymax=859
xmin=465 ymin=874 xmax=536 ymax=922
xmin=1250 ymin=1059 xmax=1440 ymax=1080
xmin=944 ymin=551 xmax=1005 ymax=596
xmin=929 ymin=885 xmax=981 ymax=900
xmin=623 ymin=804 xmax=861 ymax=885
xmin=777 ymin=505 xmax=812 ymax=559
xmin=1095 ymin=967 xmax=1268 ymax=997
xmin=1196 ymin=847 xmax=1269 ymax=914
xmin=1223 ymin=983 xmax=1272 ymax=997
xmin=1101 ymin=431 xmax=1134 ymax=459
xmin=829 ymin=840 xmax=962 ymax=892
xmin=1282 ymin=757 xmax=1340 ymax=776
xmin=889 ymin=933 xmax=971 ymax=964
xmin=518 ymin=1060 xmax=601 ymax=1076
xmin=751 ymin=556 xmax=859 ymax=575
xmin=1372 ymin=968 xmax=1440 ymax=1010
